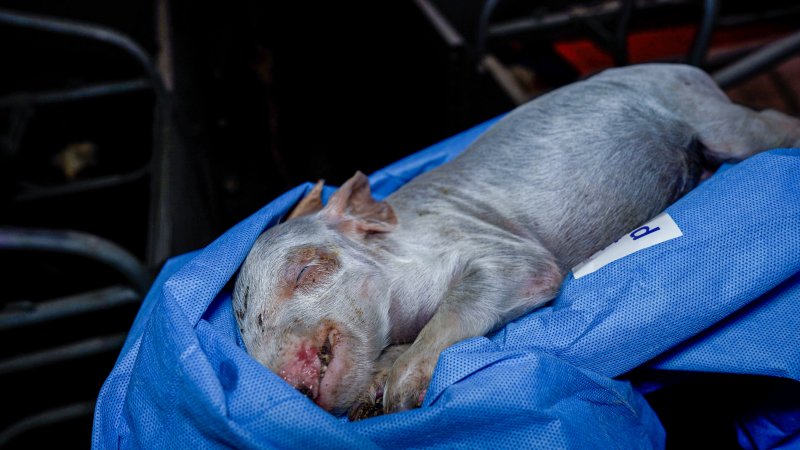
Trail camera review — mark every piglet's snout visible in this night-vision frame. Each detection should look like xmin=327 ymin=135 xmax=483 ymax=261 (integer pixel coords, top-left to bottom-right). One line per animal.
xmin=278 ymin=341 xmax=325 ymax=401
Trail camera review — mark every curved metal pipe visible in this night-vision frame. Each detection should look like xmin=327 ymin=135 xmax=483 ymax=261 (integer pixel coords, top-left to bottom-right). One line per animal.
xmin=0 ymin=8 xmax=170 ymax=266
xmin=14 ymin=166 xmax=150 ymax=202
xmin=0 ymin=8 xmax=164 ymax=99
xmin=0 ymin=333 xmax=127 ymax=376
xmin=0 ymin=228 xmax=151 ymax=293
xmin=0 ymin=78 xmax=150 ymax=109
xmin=0 ymin=401 xmax=95 ymax=446
xmin=687 ymin=0 xmax=720 ymax=66
xmin=0 ymin=286 xmax=140 ymax=330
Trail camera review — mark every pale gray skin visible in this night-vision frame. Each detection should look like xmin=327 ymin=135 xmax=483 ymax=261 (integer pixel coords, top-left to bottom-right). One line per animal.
xmin=233 ymin=64 xmax=800 ymax=418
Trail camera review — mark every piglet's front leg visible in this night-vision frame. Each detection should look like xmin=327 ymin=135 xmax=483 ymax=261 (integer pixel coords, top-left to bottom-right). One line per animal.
xmin=348 ymin=344 xmax=410 ymax=421
xmin=382 ymin=250 xmax=563 ymax=413
xmin=381 ymin=304 xmax=465 ymax=413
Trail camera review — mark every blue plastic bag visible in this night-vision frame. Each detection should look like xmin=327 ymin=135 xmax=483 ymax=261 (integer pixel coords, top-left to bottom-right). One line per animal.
xmin=93 ymin=118 xmax=800 ymax=449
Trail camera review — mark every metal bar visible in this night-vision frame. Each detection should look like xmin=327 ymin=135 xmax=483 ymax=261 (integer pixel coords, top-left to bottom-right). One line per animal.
xmin=0 ymin=401 xmax=95 ymax=447
xmin=0 ymin=79 xmax=150 ymax=109
xmin=0 ymin=7 xmax=171 ymax=269
xmin=476 ymin=0 xmax=501 ymax=59
xmin=480 ymin=54 xmax=530 ymax=105
xmin=0 ymin=286 xmax=140 ymax=330
xmin=687 ymin=0 xmax=720 ymax=66
xmin=14 ymin=166 xmax=149 ymax=201
xmin=0 ymin=8 xmax=163 ymax=98
xmin=702 ymin=41 xmax=768 ymax=71
xmin=0 ymin=333 xmax=127 ymax=375
xmin=487 ymin=2 xmax=620 ymax=39
xmin=412 ymin=0 xmax=464 ymax=48
xmin=613 ymin=0 xmax=635 ymax=65
xmin=146 ymin=97 xmax=171 ymax=268
xmin=0 ymin=228 xmax=151 ymax=294
xmin=146 ymin=0 xmax=173 ymax=268
xmin=716 ymin=5 xmax=800 ymax=27
xmin=713 ymin=30 xmax=800 ymax=89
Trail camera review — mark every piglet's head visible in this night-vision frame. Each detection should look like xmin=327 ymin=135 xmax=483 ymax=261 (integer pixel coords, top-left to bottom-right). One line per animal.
xmin=233 ymin=172 xmax=396 ymax=414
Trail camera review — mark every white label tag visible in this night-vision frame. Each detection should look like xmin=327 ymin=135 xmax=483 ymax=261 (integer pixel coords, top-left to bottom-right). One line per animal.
xmin=572 ymin=212 xmax=683 ymax=279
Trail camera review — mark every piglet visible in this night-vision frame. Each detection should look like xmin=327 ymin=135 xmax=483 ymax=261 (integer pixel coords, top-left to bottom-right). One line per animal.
xmin=232 ymin=64 xmax=800 ymax=419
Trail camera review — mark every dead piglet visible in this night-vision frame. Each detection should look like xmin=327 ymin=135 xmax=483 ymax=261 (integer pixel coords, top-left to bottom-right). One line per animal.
xmin=234 ymin=64 xmax=800 ymax=418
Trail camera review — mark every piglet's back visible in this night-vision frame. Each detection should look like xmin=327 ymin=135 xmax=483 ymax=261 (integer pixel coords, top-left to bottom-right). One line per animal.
xmin=388 ymin=64 xmax=706 ymax=269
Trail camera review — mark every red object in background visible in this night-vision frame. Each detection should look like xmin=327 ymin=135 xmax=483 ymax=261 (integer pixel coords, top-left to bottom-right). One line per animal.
xmin=555 ymin=24 xmax=793 ymax=75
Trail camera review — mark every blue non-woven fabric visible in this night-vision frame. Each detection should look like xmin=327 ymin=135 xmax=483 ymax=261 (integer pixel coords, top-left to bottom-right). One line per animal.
xmin=735 ymin=378 xmax=800 ymax=450
xmin=93 ymin=117 xmax=800 ymax=449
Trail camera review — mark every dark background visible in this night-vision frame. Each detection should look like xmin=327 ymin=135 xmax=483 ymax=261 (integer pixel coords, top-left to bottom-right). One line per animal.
xmin=1 ymin=0 xmax=799 ymax=447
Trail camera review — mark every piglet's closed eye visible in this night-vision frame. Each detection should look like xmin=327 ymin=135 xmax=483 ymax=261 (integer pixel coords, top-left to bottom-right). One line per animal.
xmin=284 ymin=248 xmax=341 ymax=294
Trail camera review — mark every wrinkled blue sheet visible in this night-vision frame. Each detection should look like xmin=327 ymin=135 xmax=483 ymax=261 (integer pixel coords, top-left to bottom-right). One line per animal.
xmin=93 ymin=118 xmax=800 ymax=449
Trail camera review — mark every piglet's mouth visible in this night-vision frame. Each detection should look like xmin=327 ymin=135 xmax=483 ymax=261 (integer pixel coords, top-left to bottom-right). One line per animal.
xmin=279 ymin=328 xmax=348 ymax=411
xmin=317 ymin=333 xmax=334 ymax=380
xmin=317 ymin=331 xmax=350 ymax=411
xmin=296 ymin=331 xmax=336 ymax=401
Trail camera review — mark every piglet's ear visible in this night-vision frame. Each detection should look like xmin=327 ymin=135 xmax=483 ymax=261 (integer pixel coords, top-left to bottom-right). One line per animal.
xmin=287 ymin=180 xmax=325 ymax=220
xmin=323 ymin=171 xmax=397 ymax=234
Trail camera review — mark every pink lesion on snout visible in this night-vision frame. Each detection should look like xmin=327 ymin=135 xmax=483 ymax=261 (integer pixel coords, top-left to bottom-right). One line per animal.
xmin=278 ymin=340 xmax=323 ymax=401
xmin=276 ymin=321 xmax=351 ymax=412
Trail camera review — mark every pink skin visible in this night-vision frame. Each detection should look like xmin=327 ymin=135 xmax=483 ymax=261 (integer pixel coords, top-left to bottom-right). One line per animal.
xmin=277 ymin=330 xmax=351 ymax=411
xmin=318 ymin=344 xmax=349 ymax=410
xmin=278 ymin=343 xmax=323 ymax=400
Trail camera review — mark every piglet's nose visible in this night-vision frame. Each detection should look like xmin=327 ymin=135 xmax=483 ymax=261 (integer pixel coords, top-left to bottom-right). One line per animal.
xmin=277 ymin=340 xmax=322 ymax=401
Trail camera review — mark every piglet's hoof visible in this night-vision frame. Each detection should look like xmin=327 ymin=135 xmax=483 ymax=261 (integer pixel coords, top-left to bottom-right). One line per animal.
xmin=348 ymin=392 xmax=384 ymax=421
xmin=348 ymin=366 xmax=389 ymax=421
xmin=346 ymin=370 xmax=425 ymax=419
xmin=382 ymin=352 xmax=433 ymax=414
xmin=385 ymin=390 xmax=427 ymax=414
